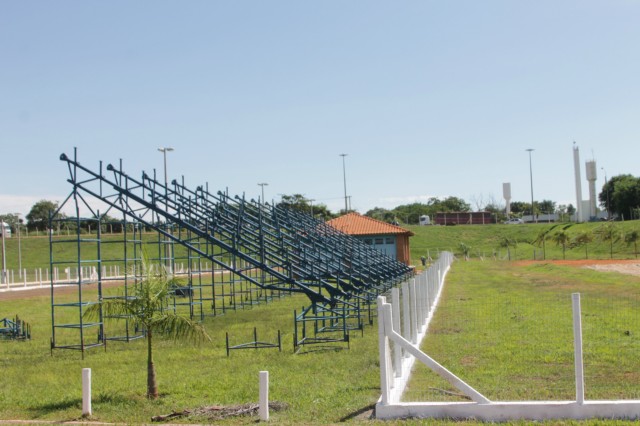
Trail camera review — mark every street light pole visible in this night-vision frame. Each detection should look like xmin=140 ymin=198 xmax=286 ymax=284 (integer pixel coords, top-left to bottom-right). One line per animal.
xmin=602 ymin=167 xmax=610 ymax=219
xmin=340 ymin=154 xmax=348 ymax=213
xmin=157 ymin=147 xmax=174 ymax=188
xmin=157 ymin=147 xmax=174 ymax=272
xmin=526 ymin=148 xmax=536 ymax=223
xmin=1 ymin=221 xmax=6 ymax=285
xmin=15 ymin=214 xmax=22 ymax=277
xmin=258 ymin=183 xmax=269 ymax=204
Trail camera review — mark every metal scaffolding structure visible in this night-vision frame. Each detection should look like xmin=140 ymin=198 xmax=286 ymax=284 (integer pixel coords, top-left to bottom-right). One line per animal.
xmin=50 ymin=150 xmax=413 ymax=353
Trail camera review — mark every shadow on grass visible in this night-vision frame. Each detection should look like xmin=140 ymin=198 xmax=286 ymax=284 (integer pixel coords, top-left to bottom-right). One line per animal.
xmin=28 ymin=397 xmax=81 ymax=416
xmin=338 ymin=403 xmax=376 ymax=422
xmin=295 ymin=345 xmax=349 ymax=355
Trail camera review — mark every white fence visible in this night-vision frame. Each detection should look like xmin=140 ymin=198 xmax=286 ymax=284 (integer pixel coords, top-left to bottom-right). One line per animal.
xmin=376 ymin=255 xmax=640 ymax=421
xmin=0 ymin=262 xmax=218 ymax=292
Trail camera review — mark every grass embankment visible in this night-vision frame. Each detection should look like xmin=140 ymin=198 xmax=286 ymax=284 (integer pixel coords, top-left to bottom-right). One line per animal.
xmin=408 ymin=220 xmax=640 ymax=265
xmin=1 ymin=220 xmax=639 ymax=272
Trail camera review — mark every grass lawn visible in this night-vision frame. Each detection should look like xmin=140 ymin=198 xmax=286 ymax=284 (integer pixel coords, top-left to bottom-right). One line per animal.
xmin=1 ymin=226 xmax=640 ymax=424
xmin=405 ymin=260 xmax=640 ymax=404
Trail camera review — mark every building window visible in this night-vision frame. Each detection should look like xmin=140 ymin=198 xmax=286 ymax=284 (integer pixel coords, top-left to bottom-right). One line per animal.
xmin=375 ymin=238 xmax=384 ymax=245
xmin=386 ymin=237 xmax=394 ymax=244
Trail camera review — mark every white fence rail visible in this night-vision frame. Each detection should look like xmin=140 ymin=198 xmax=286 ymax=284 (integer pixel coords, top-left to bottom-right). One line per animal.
xmin=376 ymin=255 xmax=640 ymax=421
xmin=0 ymin=262 xmax=225 ymax=292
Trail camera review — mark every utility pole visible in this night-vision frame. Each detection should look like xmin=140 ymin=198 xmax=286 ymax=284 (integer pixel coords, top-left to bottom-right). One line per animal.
xmin=526 ymin=148 xmax=536 ymax=223
xmin=258 ymin=183 xmax=269 ymax=204
xmin=340 ymin=153 xmax=348 ymax=213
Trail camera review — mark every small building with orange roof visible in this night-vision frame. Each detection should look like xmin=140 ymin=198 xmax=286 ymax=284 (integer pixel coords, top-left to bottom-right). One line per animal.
xmin=326 ymin=212 xmax=414 ymax=265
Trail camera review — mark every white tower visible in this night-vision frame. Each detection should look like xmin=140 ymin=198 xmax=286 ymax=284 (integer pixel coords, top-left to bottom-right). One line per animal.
xmin=573 ymin=144 xmax=583 ymax=222
xmin=503 ymin=182 xmax=512 ymax=217
xmin=585 ymin=160 xmax=597 ymax=220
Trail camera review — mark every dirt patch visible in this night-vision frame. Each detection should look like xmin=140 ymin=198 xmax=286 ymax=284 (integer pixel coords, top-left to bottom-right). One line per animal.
xmin=514 ymin=259 xmax=640 ymax=277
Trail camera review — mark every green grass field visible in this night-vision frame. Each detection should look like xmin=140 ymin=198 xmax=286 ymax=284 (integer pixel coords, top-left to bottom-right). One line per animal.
xmin=1 ymin=223 xmax=640 ymax=424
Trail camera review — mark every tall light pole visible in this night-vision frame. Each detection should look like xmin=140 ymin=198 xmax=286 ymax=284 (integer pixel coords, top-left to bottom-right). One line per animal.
xmin=1 ymin=221 xmax=6 ymax=285
xmin=526 ymin=148 xmax=536 ymax=223
xmin=340 ymin=153 xmax=348 ymax=213
xmin=602 ymin=167 xmax=610 ymax=219
xmin=15 ymin=213 xmax=22 ymax=277
xmin=257 ymin=183 xmax=269 ymax=204
xmin=157 ymin=147 xmax=174 ymax=188
xmin=158 ymin=147 xmax=174 ymax=272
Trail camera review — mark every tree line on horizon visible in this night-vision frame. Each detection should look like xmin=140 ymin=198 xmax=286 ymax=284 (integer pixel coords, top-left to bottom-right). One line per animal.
xmin=1 ymin=173 xmax=639 ymax=232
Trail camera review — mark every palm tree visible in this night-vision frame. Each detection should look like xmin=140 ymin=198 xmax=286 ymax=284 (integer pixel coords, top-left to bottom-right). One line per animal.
xmin=84 ymin=251 xmax=210 ymax=399
xmin=598 ymin=222 xmax=620 ymax=259
xmin=499 ymin=236 xmax=518 ymax=261
xmin=624 ymin=229 xmax=640 ymax=259
xmin=532 ymin=226 xmax=555 ymax=260
xmin=551 ymin=230 xmax=570 ymax=260
xmin=573 ymin=230 xmax=594 ymax=259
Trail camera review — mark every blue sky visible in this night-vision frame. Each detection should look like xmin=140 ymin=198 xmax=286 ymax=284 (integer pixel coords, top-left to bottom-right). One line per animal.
xmin=1 ymin=1 xmax=639 ymax=218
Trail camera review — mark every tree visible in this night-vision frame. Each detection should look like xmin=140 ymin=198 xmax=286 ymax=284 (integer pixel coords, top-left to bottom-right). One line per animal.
xmin=499 ymin=236 xmax=518 ymax=261
xmin=551 ymin=230 xmax=570 ymax=260
xmin=624 ymin=229 xmax=640 ymax=259
xmin=538 ymin=200 xmax=556 ymax=215
xmin=276 ymin=194 xmax=335 ymax=220
xmin=573 ymin=230 xmax=594 ymax=259
xmin=84 ymin=251 xmax=210 ymax=398
xmin=597 ymin=222 xmax=620 ymax=259
xmin=26 ymin=200 xmax=61 ymax=231
xmin=599 ymin=174 xmax=640 ymax=219
xmin=532 ymin=226 xmax=556 ymax=260
xmin=365 ymin=207 xmax=395 ymax=223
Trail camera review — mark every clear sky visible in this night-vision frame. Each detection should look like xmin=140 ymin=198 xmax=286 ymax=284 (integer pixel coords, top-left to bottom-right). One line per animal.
xmin=2 ymin=1 xmax=639 ymax=218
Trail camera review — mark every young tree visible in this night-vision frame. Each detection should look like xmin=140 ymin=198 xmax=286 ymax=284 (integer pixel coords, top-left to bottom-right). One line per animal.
xmin=597 ymin=222 xmax=620 ymax=259
xmin=551 ymin=230 xmax=570 ymax=260
xmin=84 ymin=252 xmax=210 ymax=398
xmin=624 ymin=229 xmax=640 ymax=259
xmin=532 ymin=227 xmax=555 ymax=260
xmin=573 ymin=230 xmax=594 ymax=259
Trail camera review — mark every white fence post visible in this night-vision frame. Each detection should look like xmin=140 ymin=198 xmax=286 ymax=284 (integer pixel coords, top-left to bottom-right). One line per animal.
xmin=391 ymin=288 xmax=402 ymax=377
xmin=572 ymin=293 xmax=585 ymax=405
xmin=378 ymin=296 xmax=391 ymax=404
xmin=259 ymin=370 xmax=269 ymax=421
xmin=409 ymin=280 xmax=417 ymax=344
xmin=82 ymin=368 xmax=92 ymax=416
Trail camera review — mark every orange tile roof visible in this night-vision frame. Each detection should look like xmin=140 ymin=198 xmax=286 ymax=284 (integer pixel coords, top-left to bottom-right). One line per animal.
xmin=326 ymin=212 xmax=414 ymax=236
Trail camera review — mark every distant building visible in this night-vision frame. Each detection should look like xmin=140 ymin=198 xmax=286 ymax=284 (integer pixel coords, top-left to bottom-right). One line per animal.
xmin=326 ymin=212 xmax=413 ymax=265
xmin=434 ymin=211 xmax=494 ymax=226
xmin=0 ymin=222 xmax=11 ymax=238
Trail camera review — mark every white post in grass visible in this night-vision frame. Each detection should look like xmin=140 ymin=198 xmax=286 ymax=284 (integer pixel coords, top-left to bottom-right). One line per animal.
xmin=82 ymin=368 xmax=92 ymax=416
xmin=391 ymin=287 xmax=402 ymax=377
xmin=259 ymin=371 xmax=269 ymax=421
xmin=572 ymin=293 xmax=585 ymax=404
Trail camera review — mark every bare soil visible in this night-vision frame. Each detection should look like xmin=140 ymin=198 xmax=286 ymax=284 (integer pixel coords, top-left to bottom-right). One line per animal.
xmin=514 ymin=258 xmax=640 ymax=277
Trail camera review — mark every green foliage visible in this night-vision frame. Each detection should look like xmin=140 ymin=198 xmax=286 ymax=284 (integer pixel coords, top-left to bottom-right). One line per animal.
xmin=572 ymin=230 xmax=594 ymax=259
xmin=550 ymin=230 xmax=570 ymax=259
xmin=624 ymin=229 xmax=640 ymax=259
xmin=84 ymin=251 xmax=210 ymax=399
xmin=599 ymin=174 xmax=640 ymax=219
xmin=276 ymin=194 xmax=335 ymax=220
xmin=25 ymin=200 xmax=62 ymax=231
xmin=366 ymin=197 xmax=471 ymax=225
